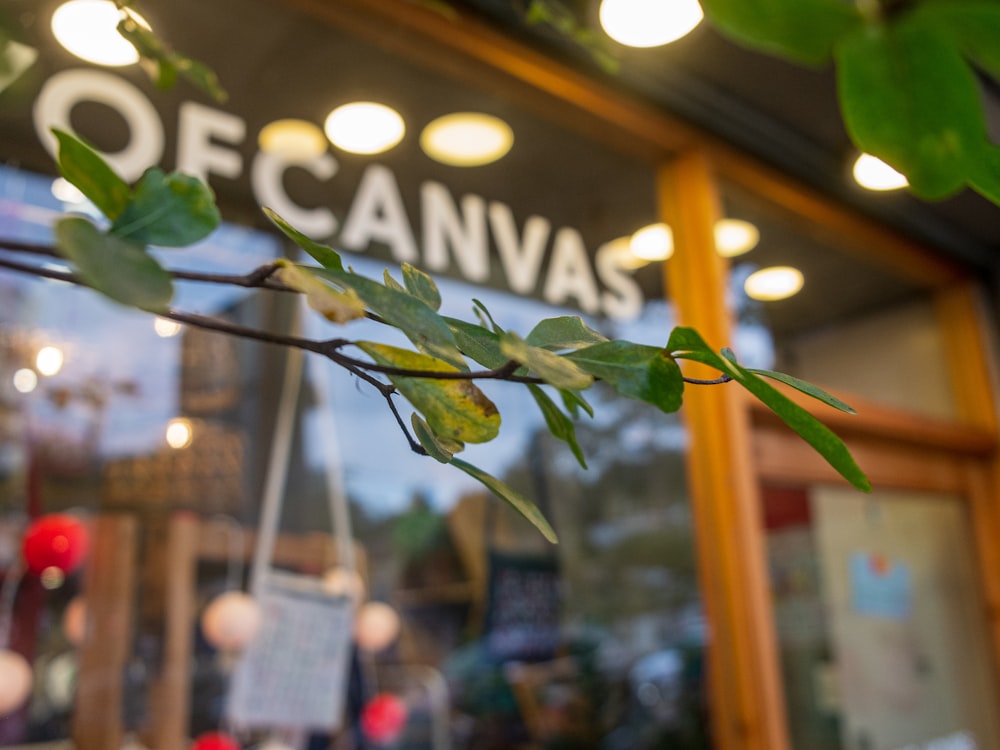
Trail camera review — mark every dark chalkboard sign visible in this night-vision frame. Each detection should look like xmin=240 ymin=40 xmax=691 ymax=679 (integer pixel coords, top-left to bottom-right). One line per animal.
xmin=483 ymin=551 xmax=561 ymax=662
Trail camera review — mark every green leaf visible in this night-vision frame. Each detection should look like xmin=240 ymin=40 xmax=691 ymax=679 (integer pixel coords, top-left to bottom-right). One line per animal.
xmin=316 ymin=268 xmax=466 ymax=370
xmin=920 ymin=1 xmax=1000 ymax=81
xmin=54 ymin=217 xmax=173 ymax=311
xmin=263 ymin=207 xmax=345 ymax=271
xmin=668 ymin=327 xmax=870 ymax=492
xmin=446 ymin=318 xmax=508 ymax=369
xmin=560 ymin=388 xmax=594 ymax=419
xmin=567 ymin=340 xmax=683 ymax=414
xmin=117 ymin=16 xmax=228 ymax=102
xmin=701 ymin=0 xmax=862 ymax=66
xmin=472 ymin=298 xmax=503 ymax=334
xmin=748 ymin=368 xmax=857 ymax=414
xmin=835 ymin=15 xmax=986 ymax=199
xmin=449 ymin=457 xmax=558 ymax=543
xmin=528 ymin=384 xmax=586 ymax=468
xmin=275 ymin=261 xmax=366 ymax=323
xmin=52 ymin=129 xmax=131 ymax=220
xmin=402 ymin=263 xmax=441 ymax=311
xmin=411 ymin=413 xmax=464 ymax=463
xmin=356 ymin=342 xmax=499 ymax=443
xmin=383 ymin=269 xmax=406 ymax=293
xmin=500 ymin=332 xmax=594 ymax=390
xmin=967 ymin=143 xmax=1000 ymax=207
xmin=111 ymin=168 xmax=220 ymax=247
xmin=525 ymin=316 xmax=609 ymax=351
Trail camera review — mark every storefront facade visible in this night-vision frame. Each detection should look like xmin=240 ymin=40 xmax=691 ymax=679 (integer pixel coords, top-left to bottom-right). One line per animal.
xmin=0 ymin=2 xmax=999 ymax=749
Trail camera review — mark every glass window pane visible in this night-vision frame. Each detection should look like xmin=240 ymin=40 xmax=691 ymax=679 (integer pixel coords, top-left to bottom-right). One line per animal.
xmin=0 ymin=2 xmax=711 ymax=748
xmin=722 ymin=181 xmax=959 ymax=420
xmin=764 ymin=485 xmax=1000 ymax=750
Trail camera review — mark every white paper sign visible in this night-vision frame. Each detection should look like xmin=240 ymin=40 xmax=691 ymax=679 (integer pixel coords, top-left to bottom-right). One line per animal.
xmin=226 ymin=572 xmax=354 ymax=732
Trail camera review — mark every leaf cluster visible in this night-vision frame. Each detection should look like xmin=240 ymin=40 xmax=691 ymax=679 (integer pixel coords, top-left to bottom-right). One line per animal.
xmin=701 ymin=0 xmax=1000 ymax=204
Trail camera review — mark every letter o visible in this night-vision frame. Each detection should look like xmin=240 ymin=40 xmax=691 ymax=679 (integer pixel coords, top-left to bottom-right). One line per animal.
xmin=33 ymin=68 xmax=164 ymax=182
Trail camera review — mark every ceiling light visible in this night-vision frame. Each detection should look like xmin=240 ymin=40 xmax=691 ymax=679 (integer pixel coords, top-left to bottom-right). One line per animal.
xmin=51 ymin=0 xmax=150 ymax=67
xmin=853 ymin=153 xmax=908 ymax=191
xmin=259 ymin=119 xmax=328 ymax=160
xmin=630 ymin=223 xmax=673 ymax=261
xmin=599 ymin=0 xmax=703 ymax=48
xmin=603 ymin=236 xmax=650 ymax=269
xmin=714 ymin=218 xmax=759 ymax=258
xmin=420 ymin=112 xmax=514 ymax=166
xmin=324 ymin=102 xmax=405 ymax=155
xmin=744 ymin=266 xmax=803 ymax=301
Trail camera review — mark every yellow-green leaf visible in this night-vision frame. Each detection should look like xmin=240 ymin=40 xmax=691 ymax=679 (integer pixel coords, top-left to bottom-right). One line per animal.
xmin=275 ymin=262 xmax=365 ymax=323
xmin=500 ymin=332 xmax=594 ymax=390
xmin=357 ymin=342 xmax=500 ymax=444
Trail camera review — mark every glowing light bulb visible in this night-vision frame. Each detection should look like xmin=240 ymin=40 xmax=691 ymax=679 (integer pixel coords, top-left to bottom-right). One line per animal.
xmin=714 ymin=219 xmax=759 ymax=258
xmin=420 ymin=113 xmax=514 ymax=166
xmin=165 ymin=418 xmax=193 ymax=449
xmin=599 ymin=0 xmax=703 ymax=48
xmin=13 ymin=369 xmax=38 ymax=394
xmin=36 ymin=346 xmax=64 ymax=376
xmin=201 ymin=591 xmax=261 ymax=652
xmin=744 ymin=266 xmax=804 ymax=301
xmin=51 ymin=0 xmax=150 ymax=67
xmin=154 ymin=317 xmax=182 ymax=337
xmin=325 ymin=102 xmax=405 ymax=155
xmin=853 ymin=153 xmax=908 ymax=191
xmin=259 ymin=119 xmax=328 ymax=160
xmin=630 ymin=223 xmax=673 ymax=261
xmin=0 ymin=649 xmax=33 ymax=716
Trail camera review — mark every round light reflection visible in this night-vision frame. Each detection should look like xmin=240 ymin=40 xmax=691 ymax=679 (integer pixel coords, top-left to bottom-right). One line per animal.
xmin=325 ymin=102 xmax=405 ymax=155
xmin=599 ymin=0 xmax=703 ymax=48
xmin=630 ymin=223 xmax=674 ymax=261
xmin=51 ymin=0 xmax=150 ymax=67
xmin=259 ymin=119 xmax=328 ymax=160
xmin=714 ymin=219 xmax=759 ymax=258
xmin=853 ymin=153 xmax=908 ymax=191
xmin=420 ymin=113 xmax=514 ymax=166
xmin=165 ymin=418 xmax=193 ymax=450
xmin=13 ymin=369 xmax=38 ymax=394
xmin=154 ymin=317 xmax=182 ymax=337
xmin=744 ymin=266 xmax=804 ymax=301
xmin=36 ymin=346 xmax=64 ymax=376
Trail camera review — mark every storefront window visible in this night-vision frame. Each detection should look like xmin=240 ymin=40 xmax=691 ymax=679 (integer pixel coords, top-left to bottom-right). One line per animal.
xmin=721 ymin=182 xmax=958 ymax=421
xmin=0 ymin=1 xmax=708 ymax=748
xmin=762 ymin=485 xmax=1000 ymax=750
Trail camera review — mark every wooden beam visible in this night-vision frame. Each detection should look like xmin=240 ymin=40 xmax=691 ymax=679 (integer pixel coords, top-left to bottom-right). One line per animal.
xmin=661 ymin=151 xmax=790 ymax=750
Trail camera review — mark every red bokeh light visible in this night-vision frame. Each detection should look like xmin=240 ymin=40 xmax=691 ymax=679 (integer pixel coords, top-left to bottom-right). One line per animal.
xmin=361 ymin=693 xmax=408 ymax=745
xmin=21 ymin=514 xmax=88 ymax=575
xmin=189 ymin=731 xmax=241 ymax=750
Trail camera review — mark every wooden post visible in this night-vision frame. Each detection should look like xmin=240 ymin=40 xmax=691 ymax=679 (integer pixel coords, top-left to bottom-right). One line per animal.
xmin=660 ymin=151 xmax=789 ymax=750
xmin=72 ymin=513 xmax=138 ymax=750
xmin=148 ymin=511 xmax=199 ymax=750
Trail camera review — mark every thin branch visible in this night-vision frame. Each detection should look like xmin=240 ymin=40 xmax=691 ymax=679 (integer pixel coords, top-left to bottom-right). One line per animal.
xmin=682 ymin=375 xmax=733 ymax=385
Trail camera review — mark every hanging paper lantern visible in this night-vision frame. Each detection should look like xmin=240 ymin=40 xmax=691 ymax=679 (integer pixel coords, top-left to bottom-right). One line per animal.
xmin=62 ymin=595 xmax=88 ymax=646
xmin=354 ymin=601 xmax=400 ymax=653
xmin=200 ymin=591 xmax=261 ymax=652
xmin=189 ymin=731 xmax=241 ymax=750
xmin=21 ymin=514 xmax=89 ymax=576
xmin=0 ymin=648 xmax=33 ymax=716
xmin=361 ymin=693 xmax=408 ymax=745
